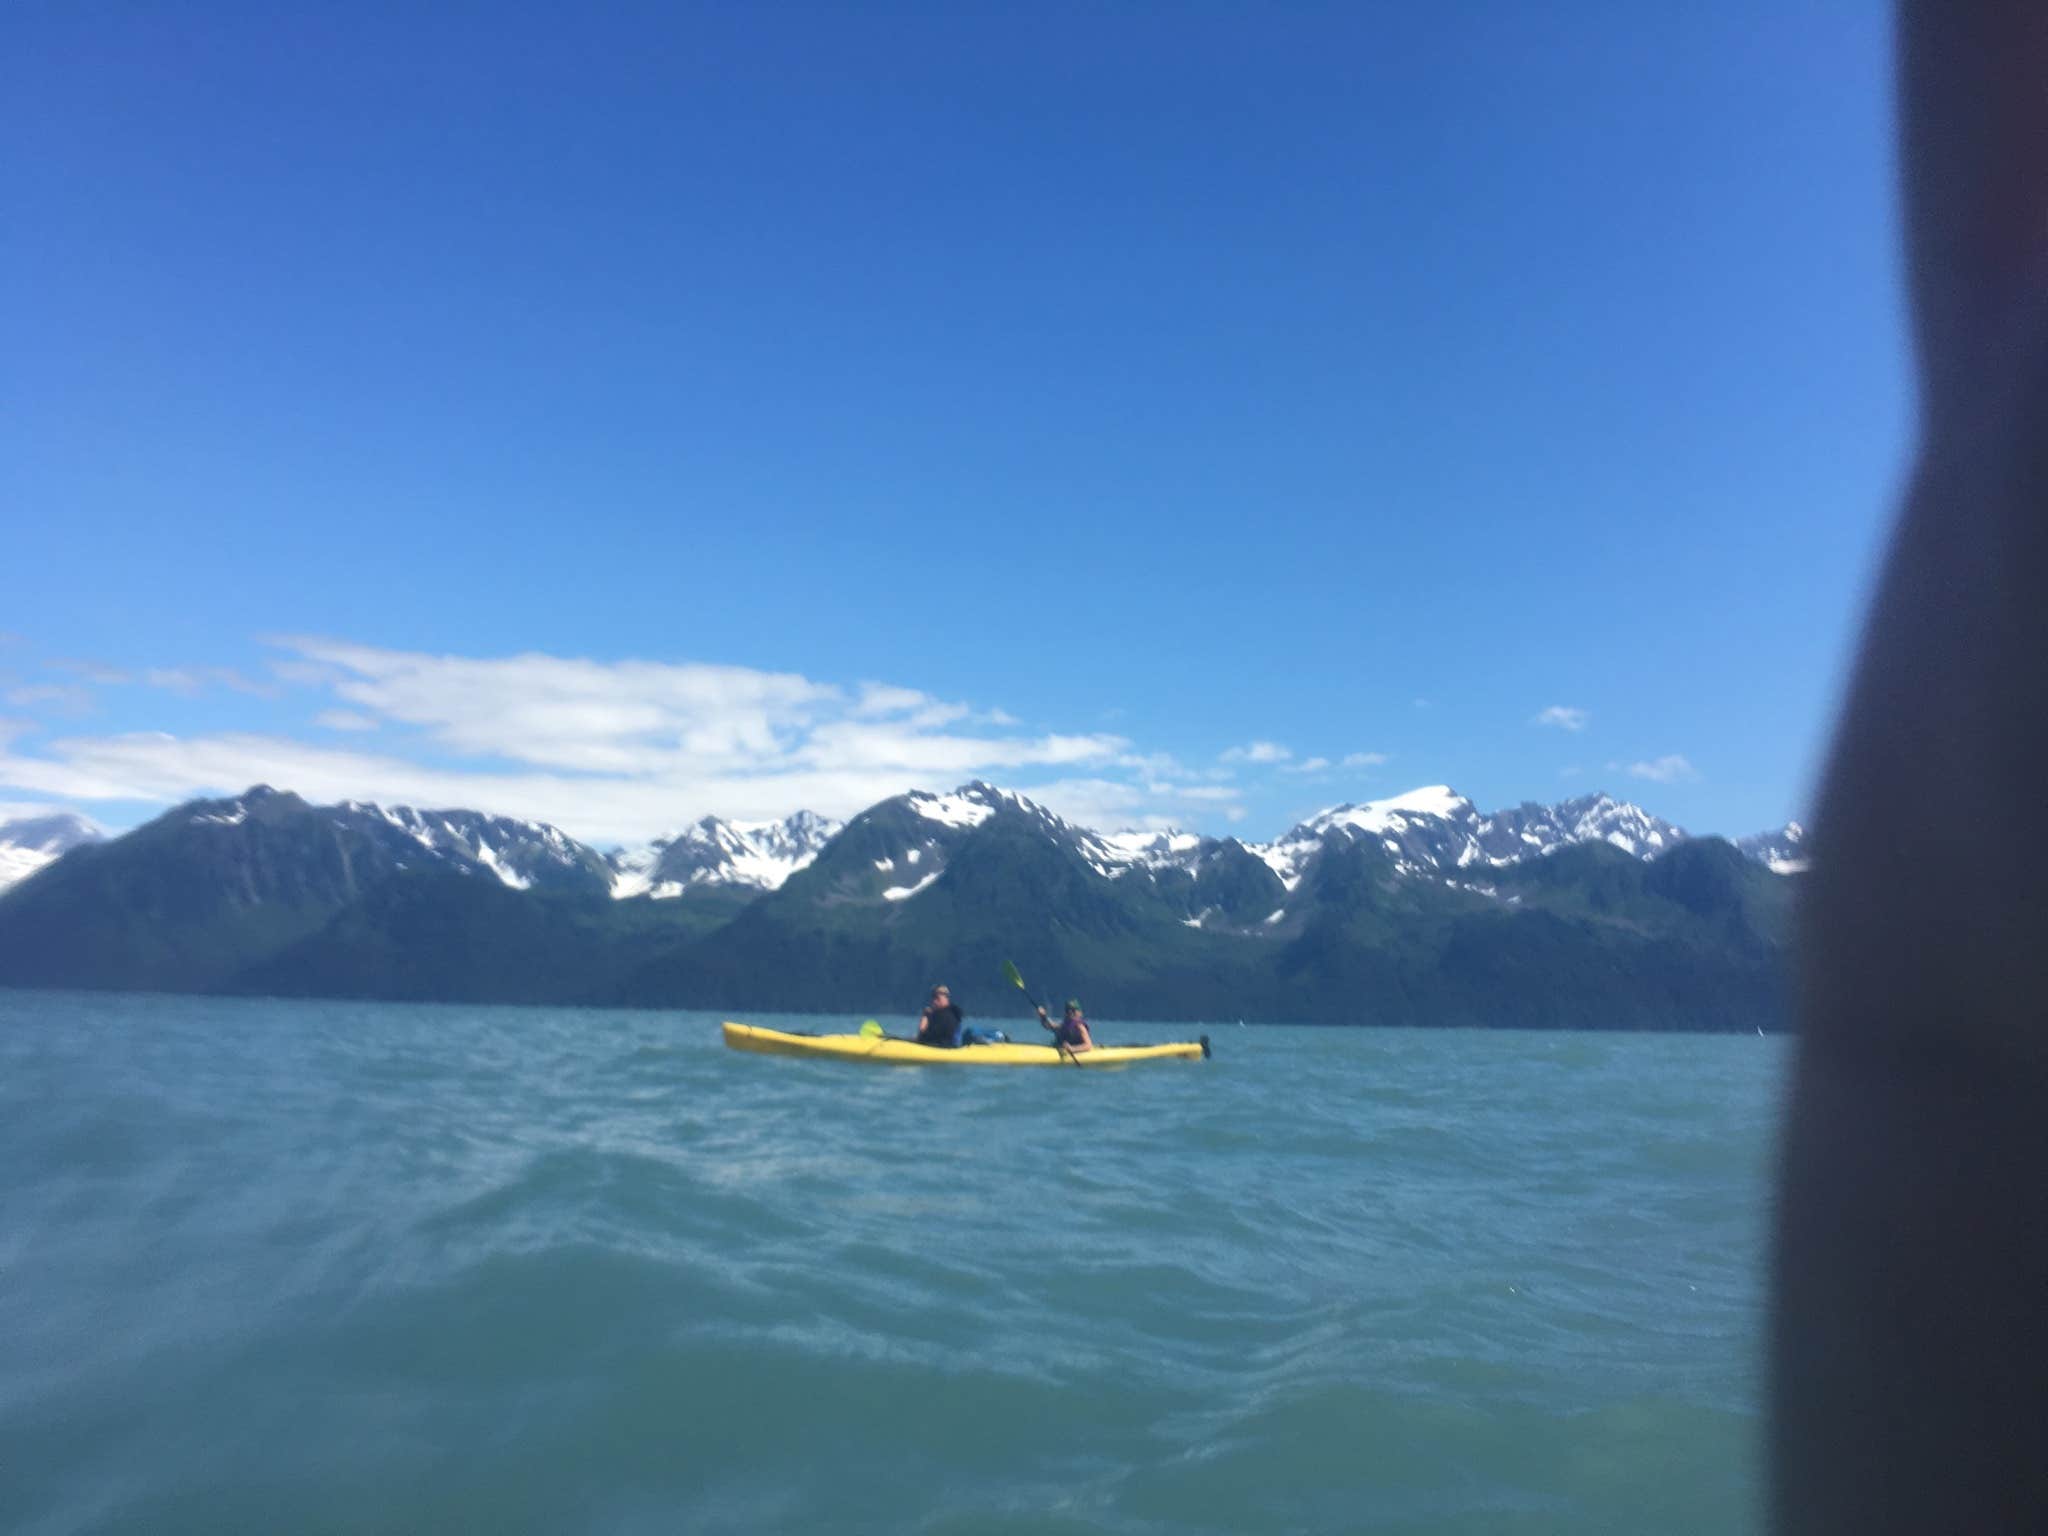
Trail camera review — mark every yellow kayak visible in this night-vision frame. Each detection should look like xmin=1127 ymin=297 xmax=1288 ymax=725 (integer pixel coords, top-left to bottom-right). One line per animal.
xmin=721 ymin=1021 xmax=1210 ymax=1068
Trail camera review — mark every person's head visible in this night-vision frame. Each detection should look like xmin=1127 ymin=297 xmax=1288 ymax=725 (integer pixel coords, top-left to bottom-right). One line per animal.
xmin=1065 ymin=999 xmax=1082 ymax=1018
xmin=930 ymin=984 xmax=950 ymax=1007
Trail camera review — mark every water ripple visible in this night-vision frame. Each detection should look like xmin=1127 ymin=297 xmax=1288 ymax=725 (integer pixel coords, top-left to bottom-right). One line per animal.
xmin=0 ymin=991 xmax=1779 ymax=1534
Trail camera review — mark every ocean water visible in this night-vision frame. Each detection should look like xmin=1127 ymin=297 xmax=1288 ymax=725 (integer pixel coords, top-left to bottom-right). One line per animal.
xmin=0 ymin=991 xmax=1784 ymax=1535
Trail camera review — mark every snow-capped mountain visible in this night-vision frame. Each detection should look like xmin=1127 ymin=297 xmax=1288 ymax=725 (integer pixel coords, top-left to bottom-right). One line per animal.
xmin=606 ymin=786 xmax=1777 ymax=921
xmin=1228 ymin=786 xmax=1688 ymax=889
xmin=783 ymin=782 xmax=1066 ymax=904
xmin=335 ymin=800 xmax=615 ymax=894
xmin=0 ymin=778 xmax=1802 ymax=916
xmin=608 ymin=809 xmax=844 ymax=899
xmin=0 ymin=811 xmax=102 ymax=892
xmin=1487 ymin=792 xmax=1689 ymax=861
xmin=1736 ymin=822 xmax=1809 ymax=875
xmin=0 ymin=778 xmax=1799 ymax=1027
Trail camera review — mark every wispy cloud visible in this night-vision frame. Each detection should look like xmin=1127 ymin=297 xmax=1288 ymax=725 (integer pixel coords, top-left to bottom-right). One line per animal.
xmin=1220 ymin=740 xmax=1291 ymax=765
xmin=1283 ymin=756 xmax=1332 ymax=774
xmin=1024 ymin=777 xmax=1158 ymax=832
xmin=1165 ymin=784 xmax=1243 ymax=803
xmin=1341 ymin=751 xmax=1389 ymax=768
xmin=1027 ymin=775 xmax=1242 ymax=831
xmin=852 ymin=683 xmax=931 ymax=717
xmin=315 ymin=710 xmax=379 ymax=732
xmin=147 ymin=667 xmax=280 ymax=699
xmin=5 ymin=683 xmax=95 ymax=714
xmin=0 ymin=638 xmax=1172 ymax=844
xmin=1116 ymin=750 xmax=1191 ymax=780
xmin=1627 ymin=754 xmax=1699 ymax=784
xmin=0 ymin=730 xmax=1100 ymax=845
xmin=52 ymin=659 xmax=132 ymax=686
xmin=0 ymin=798 xmax=95 ymax=824
xmin=1533 ymin=705 xmax=1589 ymax=732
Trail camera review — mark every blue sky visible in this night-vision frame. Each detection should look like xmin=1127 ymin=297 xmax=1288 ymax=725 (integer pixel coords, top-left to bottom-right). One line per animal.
xmin=3 ymin=3 xmax=1907 ymax=845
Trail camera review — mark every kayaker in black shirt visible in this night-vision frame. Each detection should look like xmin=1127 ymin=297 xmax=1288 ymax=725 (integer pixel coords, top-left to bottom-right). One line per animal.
xmin=915 ymin=984 xmax=963 ymax=1049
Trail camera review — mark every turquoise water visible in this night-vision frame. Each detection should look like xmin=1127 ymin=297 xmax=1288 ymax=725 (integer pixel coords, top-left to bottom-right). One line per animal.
xmin=0 ymin=991 xmax=1782 ymax=1534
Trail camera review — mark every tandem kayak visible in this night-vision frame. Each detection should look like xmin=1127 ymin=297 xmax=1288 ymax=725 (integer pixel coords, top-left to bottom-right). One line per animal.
xmin=722 ymin=1021 xmax=1210 ymax=1068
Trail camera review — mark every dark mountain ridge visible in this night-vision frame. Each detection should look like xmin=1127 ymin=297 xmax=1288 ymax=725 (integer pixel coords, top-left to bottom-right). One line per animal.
xmin=0 ymin=781 xmax=1799 ymax=1028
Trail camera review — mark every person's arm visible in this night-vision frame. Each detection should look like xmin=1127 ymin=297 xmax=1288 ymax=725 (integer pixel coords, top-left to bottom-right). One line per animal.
xmin=1774 ymin=6 xmax=2048 ymax=1529
xmin=1036 ymin=1006 xmax=1053 ymax=1032
xmin=1072 ymin=1021 xmax=1092 ymax=1051
xmin=915 ymin=1007 xmax=931 ymax=1041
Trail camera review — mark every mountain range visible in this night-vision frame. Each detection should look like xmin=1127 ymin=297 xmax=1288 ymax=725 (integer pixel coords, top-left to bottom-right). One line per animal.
xmin=0 ymin=783 xmax=1802 ymax=1028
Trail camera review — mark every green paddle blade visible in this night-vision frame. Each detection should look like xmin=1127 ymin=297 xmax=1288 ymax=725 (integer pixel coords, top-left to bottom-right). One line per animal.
xmin=859 ymin=1020 xmax=883 ymax=1039
xmin=1003 ymin=959 xmax=1026 ymax=991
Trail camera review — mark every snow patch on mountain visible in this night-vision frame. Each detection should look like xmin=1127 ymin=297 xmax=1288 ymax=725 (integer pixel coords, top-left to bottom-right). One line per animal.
xmin=609 ymin=808 xmax=845 ymax=899
xmin=1094 ymin=829 xmax=1206 ymax=871
xmin=1737 ymin=821 xmax=1809 ymax=875
xmin=1246 ymin=787 xmax=1703 ymax=887
xmin=1312 ymin=784 xmax=1469 ymax=835
xmin=471 ymin=838 xmax=531 ymax=891
xmin=908 ymin=789 xmax=999 ymax=829
xmin=336 ymin=802 xmax=600 ymax=892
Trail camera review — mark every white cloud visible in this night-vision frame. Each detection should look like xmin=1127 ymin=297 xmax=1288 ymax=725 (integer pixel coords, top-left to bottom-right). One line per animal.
xmin=269 ymin=658 xmax=347 ymax=688
xmin=1559 ymin=764 xmax=1584 ymax=779
xmin=0 ymin=729 xmax=1022 ymax=846
xmin=794 ymin=720 xmax=1125 ymax=775
xmin=1341 ymin=751 xmax=1389 ymax=768
xmin=1116 ymin=750 xmax=1196 ymax=781
xmin=146 ymin=666 xmax=278 ymax=699
xmin=0 ymin=798 xmax=88 ymax=823
xmin=853 ymin=683 xmax=932 ymax=717
xmin=1165 ymin=784 xmax=1243 ymax=803
xmin=1627 ymin=754 xmax=1699 ymax=784
xmin=0 ymin=639 xmax=1192 ymax=844
xmin=53 ymin=659 xmax=132 ymax=686
xmin=315 ymin=710 xmax=379 ymax=732
xmin=1026 ymin=775 xmax=1246 ymax=830
xmin=1534 ymin=706 xmax=1589 ymax=732
xmin=1283 ymin=756 xmax=1332 ymax=774
xmin=5 ymin=684 xmax=94 ymax=713
xmin=1024 ymin=777 xmax=1151 ymax=831
xmin=279 ymin=637 xmax=846 ymax=774
xmin=1220 ymin=740 xmax=1291 ymax=765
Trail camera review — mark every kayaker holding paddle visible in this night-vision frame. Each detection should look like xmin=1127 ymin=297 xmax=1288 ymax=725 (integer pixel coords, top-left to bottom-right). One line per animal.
xmin=1037 ymin=999 xmax=1093 ymax=1054
xmin=915 ymin=984 xmax=963 ymax=1049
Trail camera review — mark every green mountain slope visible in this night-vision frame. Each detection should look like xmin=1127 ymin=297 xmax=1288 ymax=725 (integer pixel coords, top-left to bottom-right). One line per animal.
xmin=0 ymin=785 xmax=1796 ymax=1029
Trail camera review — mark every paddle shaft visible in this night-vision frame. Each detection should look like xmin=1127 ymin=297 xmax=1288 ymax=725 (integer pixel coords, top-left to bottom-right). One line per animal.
xmin=1005 ymin=960 xmax=1080 ymax=1066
